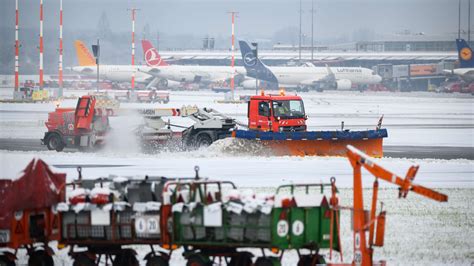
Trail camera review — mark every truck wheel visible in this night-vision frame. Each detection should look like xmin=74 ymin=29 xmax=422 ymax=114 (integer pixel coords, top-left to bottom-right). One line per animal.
xmin=0 ymin=255 xmax=15 ymax=266
xmin=146 ymin=256 xmax=169 ymax=266
xmin=185 ymin=254 xmax=211 ymax=266
xmin=113 ymin=249 xmax=138 ymax=266
xmin=46 ymin=133 xmax=64 ymax=152
xmin=195 ymin=133 xmax=213 ymax=148
xmin=28 ymin=250 xmax=54 ymax=266
xmin=297 ymin=254 xmax=325 ymax=266
xmin=255 ymin=257 xmax=280 ymax=266
xmin=72 ymin=253 xmax=95 ymax=266
xmin=229 ymin=252 xmax=253 ymax=266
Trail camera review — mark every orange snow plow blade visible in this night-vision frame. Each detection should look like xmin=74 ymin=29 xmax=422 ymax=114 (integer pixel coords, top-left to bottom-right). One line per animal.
xmin=263 ymin=138 xmax=383 ymax=157
xmin=232 ymin=129 xmax=387 ymax=157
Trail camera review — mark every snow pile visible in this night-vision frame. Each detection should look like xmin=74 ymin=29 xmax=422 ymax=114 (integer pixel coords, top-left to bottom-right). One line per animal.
xmin=207 ymin=138 xmax=272 ymax=156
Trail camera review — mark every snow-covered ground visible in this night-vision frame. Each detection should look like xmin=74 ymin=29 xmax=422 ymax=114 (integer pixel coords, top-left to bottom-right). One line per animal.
xmin=10 ymin=188 xmax=469 ymax=266
xmin=1 ymin=148 xmax=472 ymax=189
xmin=1 ymin=88 xmax=473 ymax=147
xmin=1 ymin=88 xmax=473 ymax=265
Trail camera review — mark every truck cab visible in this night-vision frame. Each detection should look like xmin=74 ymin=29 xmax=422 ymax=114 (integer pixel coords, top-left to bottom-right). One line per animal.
xmin=248 ymin=92 xmax=307 ymax=132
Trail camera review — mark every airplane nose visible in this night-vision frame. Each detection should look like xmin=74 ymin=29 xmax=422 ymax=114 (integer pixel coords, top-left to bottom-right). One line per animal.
xmin=375 ymin=75 xmax=382 ymax=83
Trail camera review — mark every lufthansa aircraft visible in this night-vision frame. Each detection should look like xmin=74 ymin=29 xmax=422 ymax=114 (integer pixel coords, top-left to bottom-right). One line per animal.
xmin=449 ymin=39 xmax=474 ymax=82
xmin=239 ymin=41 xmax=382 ymax=90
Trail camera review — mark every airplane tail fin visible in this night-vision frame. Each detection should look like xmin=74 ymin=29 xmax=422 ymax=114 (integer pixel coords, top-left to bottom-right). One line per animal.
xmin=456 ymin=39 xmax=474 ymax=68
xmin=238 ymin=41 xmax=278 ymax=85
xmin=141 ymin=40 xmax=169 ymax=67
xmin=74 ymin=40 xmax=96 ymax=66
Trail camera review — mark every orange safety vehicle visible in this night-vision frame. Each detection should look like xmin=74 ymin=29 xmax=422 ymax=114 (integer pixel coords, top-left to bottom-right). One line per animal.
xmin=247 ymin=92 xmax=306 ymax=132
xmin=234 ymin=91 xmax=388 ymax=157
xmin=41 ymin=95 xmax=112 ymax=151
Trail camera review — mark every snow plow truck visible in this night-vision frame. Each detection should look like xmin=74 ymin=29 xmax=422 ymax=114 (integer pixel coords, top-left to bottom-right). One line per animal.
xmin=42 ymin=92 xmax=387 ymax=157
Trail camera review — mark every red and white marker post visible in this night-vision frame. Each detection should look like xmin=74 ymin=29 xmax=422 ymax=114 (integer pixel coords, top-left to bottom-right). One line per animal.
xmin=39 ymin=0 xmax=44 ymax=89
xmin=14 ymin=0 xmax=20 ymax=91
xmin=130 ymin=8 xmax=137 ymax=91
xmin=58 ymin=0 xmax=63 ymax=91
xmin=228 ymin=11 xmax=238 ymax=100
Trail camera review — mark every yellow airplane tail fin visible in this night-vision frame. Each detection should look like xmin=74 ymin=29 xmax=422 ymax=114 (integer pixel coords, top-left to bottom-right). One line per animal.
xmin=74 ymin=40 xmax=96 ymax=66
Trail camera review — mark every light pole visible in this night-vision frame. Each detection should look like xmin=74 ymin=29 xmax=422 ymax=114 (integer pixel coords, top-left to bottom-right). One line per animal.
xmin=311 ymin=0 xmax=315 ymax=62
xmin=252 ymin=42 xmax=258 ymax=95
xmin=92 ymin=39 xmax=100 ymax=92
xmin=469 ymin=0 xmax=471 ymax=43
xmin=458 ymin=0 xmax=461 ymax=39
xmin=299 ymin=0 xmax=302 ymax=62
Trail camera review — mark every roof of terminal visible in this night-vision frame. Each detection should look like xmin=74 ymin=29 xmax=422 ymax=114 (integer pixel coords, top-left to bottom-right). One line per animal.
xmin=158 ymin=50 xmax=457 ymax=61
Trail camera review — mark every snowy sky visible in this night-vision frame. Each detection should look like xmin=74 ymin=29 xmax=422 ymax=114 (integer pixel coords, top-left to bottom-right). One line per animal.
xmin=0 ymin=0 xmax=466 ymax=39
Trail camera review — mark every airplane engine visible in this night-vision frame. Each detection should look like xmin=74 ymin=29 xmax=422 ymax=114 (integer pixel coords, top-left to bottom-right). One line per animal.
xmin=158 ymin=78 xmax=168 ymax=88
xmin=234 ymin=73 xmax=246 ymax=85
xmin=335 ymin=79 xmax=352 ymax=90
xmin=79 ymin=67 xmax=94 ymax=74
xmin=242 ymin=79 xmax=257 ymax=89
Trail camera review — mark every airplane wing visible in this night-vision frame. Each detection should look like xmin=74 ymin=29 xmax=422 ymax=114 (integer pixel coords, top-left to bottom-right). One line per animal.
xmin=138 ymin=66 xmax=161 ymax=77
xmin=447 ymin=68 xmax=474 ymax=82
xmin=299 ymin=65 xmax=336 ymax=85
xmin=300 ymin=78 xmax=326 ymax=85
xmin=442 ymin=69 xmax=454 ymax=75
xmin=144 ymin=77 xmax=160 ymax=89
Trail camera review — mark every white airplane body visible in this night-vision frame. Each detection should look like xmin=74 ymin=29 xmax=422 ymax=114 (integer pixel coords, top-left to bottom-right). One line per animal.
xmin=139 ymin=65 xmax=246 ymax=83
xmin=451 ymin=68 xmax=474 ymax=82
xmin=71 ymin=65 xmax=148 ymax=83
xmin=238 ymin=41 xmax=382 ymax=90
xmin=268 ymin=66 xmax=381 ymax=89
xmin=71 ymin=40 xmax=382 ymax=90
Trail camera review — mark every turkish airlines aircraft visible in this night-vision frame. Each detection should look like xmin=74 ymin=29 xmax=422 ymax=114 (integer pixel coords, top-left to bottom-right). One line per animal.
xmin=239 ymin=41 xmax=382 ymax=90
xmin=138 ymin=40 xmax=247 ymax=85
xmin=71 ymin=41 xmax=149 ymax=83
xmin=71 ymin=40 xmax=174 ymax=88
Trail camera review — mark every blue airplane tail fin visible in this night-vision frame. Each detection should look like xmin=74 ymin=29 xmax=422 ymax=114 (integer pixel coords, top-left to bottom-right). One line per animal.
xmin=239 ymin=41 xmax=279 ymax=86
xmin=456 ymin=39 xmax=474 ymax=68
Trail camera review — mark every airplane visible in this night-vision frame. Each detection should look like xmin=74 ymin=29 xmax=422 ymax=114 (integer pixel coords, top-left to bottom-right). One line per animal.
xmin=448 ymin=38 xmax=474 ymax=82
xmin=138 ymin=40 xmax=247 ymax=86
xmin=70 ymin=40 xmax=179 ymax=89
xmin=238 ymin=40 xmax=383 ymax=90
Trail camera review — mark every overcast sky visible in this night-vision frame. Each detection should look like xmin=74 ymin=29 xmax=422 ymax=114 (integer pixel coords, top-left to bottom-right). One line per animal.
xmin=0 ymin=0 xmax=471 ymax=74
xmin=0 ymin=0 xmax=468 ymax=41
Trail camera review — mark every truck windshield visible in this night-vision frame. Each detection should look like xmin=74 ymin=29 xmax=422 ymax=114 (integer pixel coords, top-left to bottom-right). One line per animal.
xmin=272 ymin=100 xmax=305 ymax=118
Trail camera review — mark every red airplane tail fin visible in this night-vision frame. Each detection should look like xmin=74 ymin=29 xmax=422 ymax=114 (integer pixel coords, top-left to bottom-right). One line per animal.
xmin=141 ymin=39 xmax=169 ymax=67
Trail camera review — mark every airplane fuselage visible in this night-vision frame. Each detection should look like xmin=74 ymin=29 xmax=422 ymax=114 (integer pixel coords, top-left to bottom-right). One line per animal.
xmin=268 ymin=66 xmax=382 ymax=86
xmin=452 ymin=68 xmax=474 ymax=82
xmin=71 ymin=65 xmax=152 ymax=83
xmin=140 ymin=65 xmax=247 ymax=83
